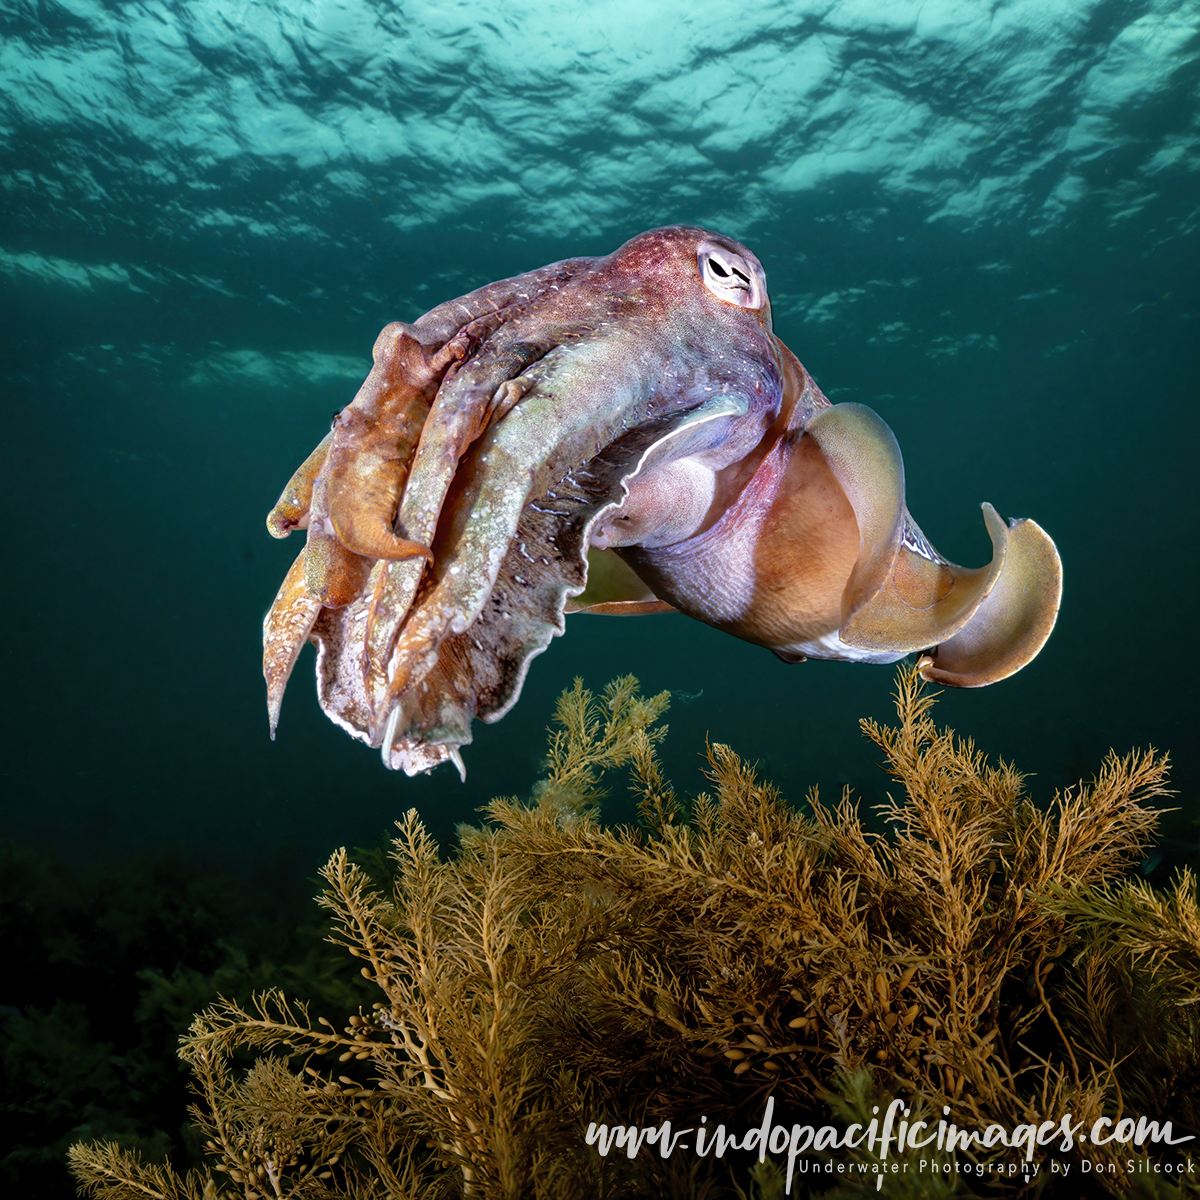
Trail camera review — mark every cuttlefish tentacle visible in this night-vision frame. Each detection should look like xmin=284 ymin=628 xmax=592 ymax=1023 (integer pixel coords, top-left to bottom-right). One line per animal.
xmin=303 ymin=464 xmax=376 ymax=609
xmin=266 ymin=432 xmax=331 ymax=538
xmin=260 ymin=467 xmax=374 ymax=738
xmin=263 ymin=483 xmax=374 ymax=738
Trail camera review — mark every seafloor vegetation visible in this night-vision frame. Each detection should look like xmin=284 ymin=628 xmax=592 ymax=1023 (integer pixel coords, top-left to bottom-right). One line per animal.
xmin=0 ymin=838 xmax=372 ymax=1200
xmin=63 ymin=670 xmax=1200 ymax=1198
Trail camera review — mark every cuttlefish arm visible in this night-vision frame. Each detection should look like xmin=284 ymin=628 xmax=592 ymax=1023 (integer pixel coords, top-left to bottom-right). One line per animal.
xmin=325 ymin=323 xmax=466 ymax=563
xmin=621 ymin=342 xmax=1062 ymax=686
xmin=356 ymin=259 xmax=601 ymax=682
xmin=266 ymin=432 xmax=331 ymax=538
xmin=263 ymin=257 xmax=602 ymax=729
xmin=265 ymin=315 xmax=460 ymax=554
xmin=361 ymin=334 xmax=554 ymax=701
xmin=262 ymin=548 xmax=323 ymax=738
xmin=260 ymin=323 xmax=466 ymax=734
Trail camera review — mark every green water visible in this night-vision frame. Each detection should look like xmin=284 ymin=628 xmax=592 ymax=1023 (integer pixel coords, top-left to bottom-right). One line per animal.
xmin=1 ymin=1 xmax=1197 ymax=1187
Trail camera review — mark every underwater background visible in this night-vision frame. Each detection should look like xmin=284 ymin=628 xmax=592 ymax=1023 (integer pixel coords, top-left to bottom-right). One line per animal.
xmin=4 ymin=0 xmax=1197 ymax=869
xmin=1 ymin=0 xmax=1198 ymax=1191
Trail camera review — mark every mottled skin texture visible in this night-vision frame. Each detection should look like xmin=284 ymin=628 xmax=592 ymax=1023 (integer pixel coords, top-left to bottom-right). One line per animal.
xmin=264 ymin=226 xmax=1062 ymax=776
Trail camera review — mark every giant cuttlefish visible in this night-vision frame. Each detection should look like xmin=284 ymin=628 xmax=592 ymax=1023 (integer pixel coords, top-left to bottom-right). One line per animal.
xmin=264 ymin=227 xmax=1062 ymax=776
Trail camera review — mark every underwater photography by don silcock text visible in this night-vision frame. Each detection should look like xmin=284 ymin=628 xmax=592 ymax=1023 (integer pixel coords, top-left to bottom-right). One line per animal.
xmin=2 ymin=0 xmax=1198 ymax=1198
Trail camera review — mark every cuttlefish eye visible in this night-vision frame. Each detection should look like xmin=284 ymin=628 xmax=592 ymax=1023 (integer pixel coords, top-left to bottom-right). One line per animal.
xmin=697 ymin=240 xmax=766 ymax=310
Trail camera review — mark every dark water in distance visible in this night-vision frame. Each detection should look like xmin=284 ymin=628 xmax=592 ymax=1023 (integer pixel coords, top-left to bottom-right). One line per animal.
xmin=2 ymin=0 xmax=1198 ymax=879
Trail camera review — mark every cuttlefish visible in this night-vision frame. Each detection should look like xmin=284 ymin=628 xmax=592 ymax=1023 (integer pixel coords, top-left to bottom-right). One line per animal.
xmin=264 ymin=227 xmax=1062 ymax=777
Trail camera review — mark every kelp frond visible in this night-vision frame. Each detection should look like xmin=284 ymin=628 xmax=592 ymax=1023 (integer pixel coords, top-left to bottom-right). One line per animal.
xmin=70 ymin=667 xmax=1195 ymax=1199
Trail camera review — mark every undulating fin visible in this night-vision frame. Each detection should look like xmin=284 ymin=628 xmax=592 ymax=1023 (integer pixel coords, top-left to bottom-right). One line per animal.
xmin=839 ymin=504 xmax=1007 ymax=654
xmin=801 ymin=402 xmax=905 ymax=625
xmin=262 ymin=548 xmax=323 ymax=737
xmin=266 ymin=432 xmax=331 ymax=538
xmin=565 ymin=548 xmax=676 ymax=615
xmin=916 ymin=513 xmax=1062 ymax=687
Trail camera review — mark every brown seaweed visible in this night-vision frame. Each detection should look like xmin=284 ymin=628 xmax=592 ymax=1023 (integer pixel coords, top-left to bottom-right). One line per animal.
xmin=69 ymin=670 xmax=1197 ymax=1199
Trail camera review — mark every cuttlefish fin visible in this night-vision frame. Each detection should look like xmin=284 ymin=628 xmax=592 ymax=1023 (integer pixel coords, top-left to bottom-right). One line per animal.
xmin=263 ymin=548 xmax=323 ymax=737
xmin=915 ymin=513 xmax=1062 ymax=687
xmin=266 ymin=432 xmax=332 ymax=538
xmin=565 ymin=548 xmax=676 ymax=615
xmin=794 ymin=402 xmax=1061 ymax=682
xmin=802 ymin=403 xmax=905 ymax=624
xmin=840 ymin=506 xmax=1006 ymax=654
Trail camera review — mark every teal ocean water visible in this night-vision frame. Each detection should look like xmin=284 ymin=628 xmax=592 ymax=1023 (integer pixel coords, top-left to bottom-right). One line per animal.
xmin=3 ymin=3 xmax=1199 ymax=1194
xmin=2 ymin=1 xmax=1197 ymax=875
